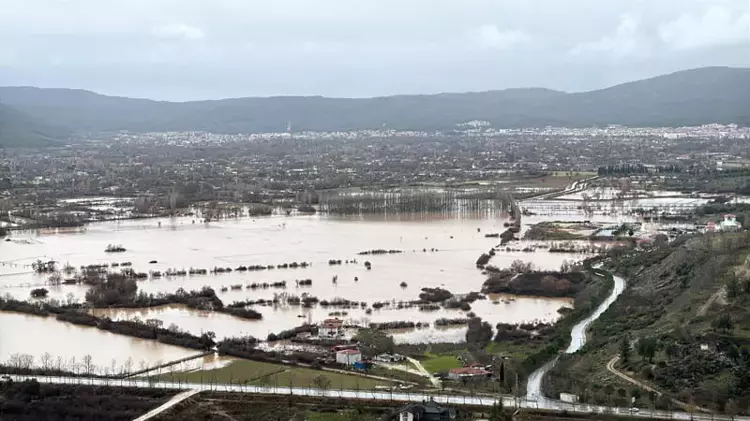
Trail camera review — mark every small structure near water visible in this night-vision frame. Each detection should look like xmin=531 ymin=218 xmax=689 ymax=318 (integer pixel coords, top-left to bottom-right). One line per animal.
xmin=335 ymin=349 xmax=362 ymax=366
xmin=319 ymin=318 xmax=343 ymax=339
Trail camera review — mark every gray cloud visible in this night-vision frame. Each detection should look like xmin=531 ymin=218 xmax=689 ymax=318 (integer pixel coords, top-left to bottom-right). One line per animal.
xmin=658 ymin=5 xmax=750 ymax=50
xmin=0 ymin=0 xmax=748 ymax=100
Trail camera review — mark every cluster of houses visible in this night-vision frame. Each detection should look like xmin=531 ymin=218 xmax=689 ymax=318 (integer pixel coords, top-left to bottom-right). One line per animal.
xmin=318 ymin=318 xmax=369 ymax=369
xmin=706 ymin=214 xmax=743 ymax=233
xmin=319 ymin=317 xmax=493 ymax=386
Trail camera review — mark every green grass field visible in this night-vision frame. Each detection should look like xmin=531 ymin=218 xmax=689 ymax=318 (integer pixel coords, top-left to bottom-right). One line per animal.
xmin=485 ymin=341 xmax=538 ymax=359
xmin=149 ymin=359 xmax=392 ymax=390
xmin=421 ymin=353 xmax=462 ymax=373
xmin=267 ymin=365 xmax=388 ymax=390
xmin=305 ymin=412 xmax=352 ymax=421
xmin=551 ymin=171 xmax=597 ymax=177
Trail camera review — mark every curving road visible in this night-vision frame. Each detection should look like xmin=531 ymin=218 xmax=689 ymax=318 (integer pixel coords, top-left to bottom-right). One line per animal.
xmin=526 ymin=273 xmax=627 ymax=403
xmin=606 ymin=356 xmax=711 ymax=414
xmin=0 ymin=271 xmax=741 ymax=421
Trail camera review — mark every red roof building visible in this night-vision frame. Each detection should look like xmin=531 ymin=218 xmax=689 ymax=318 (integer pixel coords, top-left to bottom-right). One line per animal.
xmin=447 ymin=367 xmax=491 ymax=380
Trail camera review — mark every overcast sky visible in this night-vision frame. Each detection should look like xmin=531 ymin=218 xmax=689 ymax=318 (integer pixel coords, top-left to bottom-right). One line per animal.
xmin=1 ymin=0 xmax=749 ymax=100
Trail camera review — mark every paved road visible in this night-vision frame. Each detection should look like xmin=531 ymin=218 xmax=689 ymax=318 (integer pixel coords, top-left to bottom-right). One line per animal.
xmin=133 ymin=389 xmax=201 ymax=421
xmin=4 ymin=373 xmax=747 ymax=420
xmin=526 ymin=273 xmax=627 ymax=404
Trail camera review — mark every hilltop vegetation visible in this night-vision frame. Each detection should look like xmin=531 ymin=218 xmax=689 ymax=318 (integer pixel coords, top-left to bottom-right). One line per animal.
xmin=0 ymin=67 xmax=748 ymax=144
xmin=544 ymin=232 xmax=750 ymax=413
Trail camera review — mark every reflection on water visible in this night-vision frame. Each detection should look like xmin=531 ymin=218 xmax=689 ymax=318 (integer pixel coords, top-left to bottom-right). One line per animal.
xmin=0 ymin=312 xmax=196 ymax=371
xmin=1 ymin=213 xmax=587 ymax=303
xmin=91 ymin=294 xmax=572 ymax=345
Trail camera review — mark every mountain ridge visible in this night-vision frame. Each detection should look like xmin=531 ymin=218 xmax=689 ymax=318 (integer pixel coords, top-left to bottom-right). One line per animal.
xmin=0 ymin=66 xmax=748 ymax=146
xmin=4 ymin=66 xmax=740 ymax=102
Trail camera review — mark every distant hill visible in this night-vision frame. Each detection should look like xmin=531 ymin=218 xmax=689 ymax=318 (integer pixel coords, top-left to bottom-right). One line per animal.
xmin=0 ymin=66 xmax=748 ymax=138
xmin=0 ymin=103 xmax=57 ymax=148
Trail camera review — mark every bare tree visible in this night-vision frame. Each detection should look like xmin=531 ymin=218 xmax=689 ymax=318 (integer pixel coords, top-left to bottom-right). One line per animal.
xmin=20 ymin=354 xmax=34 ymax=371
xmin=82 ymin=354 xmax=94 ymax=376
xmin=48 ymin=272 xmax=62 ymax=285
xmin=313 ymin=374 xmax=331 ymax=393
xmin=7 ymin=353 xmax=22 ymax=371
xmin=124 ymin=357 xmax=134 ymax=377
xmin=510 ymin=259 xmax=533 ymax=274
xmin=70 ymin=356 xmax=77 ymax=375
xmin=145 ymin=318 xmax=164 ymax=332
xmin=41 ymin=352 xmax=53 ymax=372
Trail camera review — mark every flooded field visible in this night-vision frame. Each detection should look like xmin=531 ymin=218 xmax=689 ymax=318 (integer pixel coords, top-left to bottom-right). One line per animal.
xmin=91 ymin=295 xmax=571 ymax=344
xmin=0 ymin=311 xmax=202 ymax=372
xmin=0 ymin=208 xmax=606 ymax=365
xmin=554 ymin=188 xmax=692 ymax=201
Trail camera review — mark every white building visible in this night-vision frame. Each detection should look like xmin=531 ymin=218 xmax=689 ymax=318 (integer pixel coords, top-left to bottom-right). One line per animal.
xmin=319 ymin=318 xmax=343 ymax=339
xmin=335 ymin=349 xmax=362 ymax=366
xmin=374 ymin=353 xmax=406 ymax=363
xmin=560 ymin=393 xmax=580 ymax=403
xmin=447 ymin=367 xmax=490 ymax=380
xmin=719 ymin=214 xmax=742 ymax=232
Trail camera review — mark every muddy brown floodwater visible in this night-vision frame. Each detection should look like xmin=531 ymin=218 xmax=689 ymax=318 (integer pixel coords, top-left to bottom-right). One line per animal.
xmin=0 ymin=210 xmax=593 ymax=367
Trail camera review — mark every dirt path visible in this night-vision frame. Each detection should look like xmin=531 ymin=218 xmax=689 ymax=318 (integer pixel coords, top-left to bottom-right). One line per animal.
xmin=406 ymin=357 xmax=442 ymax=388
xmin=606 ymin=356 xmax=710 ymax=413
xmin=372 ymin=357 xmax=441 ymax=388
xmin=133 ymin=389 xmax=201 ymax=421
xmin=697 ymin=286 xmax=726 ymax=318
